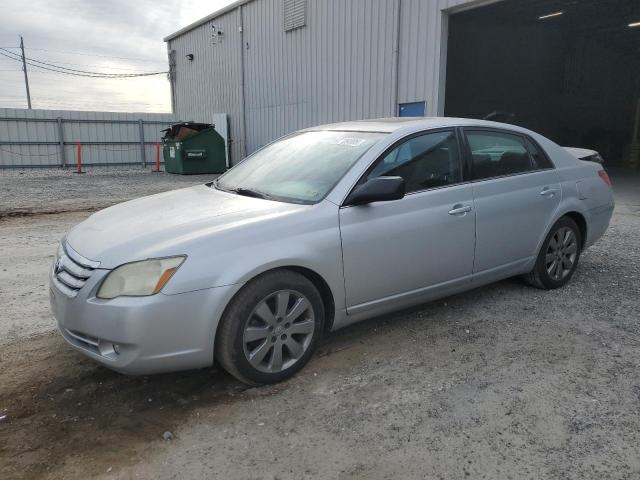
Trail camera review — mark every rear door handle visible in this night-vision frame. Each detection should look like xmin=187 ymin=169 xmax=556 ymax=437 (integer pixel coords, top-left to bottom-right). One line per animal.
xmin=448 ymin=204 xmax=472 ymax=216
xmin=540 ymin=187 xmax=558 ymax=197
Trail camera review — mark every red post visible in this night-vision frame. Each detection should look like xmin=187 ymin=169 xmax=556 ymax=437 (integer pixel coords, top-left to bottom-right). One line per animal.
xmin=153 ymin=143 xmax=161 ymax=172
xmin=75 ymin=142 xmax=84 ymax=174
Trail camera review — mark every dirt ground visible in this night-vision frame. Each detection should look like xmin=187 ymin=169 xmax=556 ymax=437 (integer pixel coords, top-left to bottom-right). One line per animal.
xmin=0 ymin=169 xmax=639 ymax=479
xmin=0 ymin=167 xmax=214 ymax=217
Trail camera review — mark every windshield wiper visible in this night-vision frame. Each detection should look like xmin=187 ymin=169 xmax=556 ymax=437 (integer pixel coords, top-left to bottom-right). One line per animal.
xmin=212 ymin=180 xmax=272 ymax=200
xmin=231 ymin=187 xmax=272 ymax=200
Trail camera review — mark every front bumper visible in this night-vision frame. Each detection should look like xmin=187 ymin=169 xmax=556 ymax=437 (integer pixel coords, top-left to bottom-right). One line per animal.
xmin=50 ymin=268 xmax=240 ymax=375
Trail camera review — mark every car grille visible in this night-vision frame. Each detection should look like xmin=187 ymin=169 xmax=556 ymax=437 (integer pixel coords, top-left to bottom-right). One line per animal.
xmin=52 ymin=243 xmax=100 ymax=298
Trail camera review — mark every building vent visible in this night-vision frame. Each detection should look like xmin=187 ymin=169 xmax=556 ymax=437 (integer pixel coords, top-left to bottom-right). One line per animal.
xmin=284 ymin=0 xmax=306 ymax=32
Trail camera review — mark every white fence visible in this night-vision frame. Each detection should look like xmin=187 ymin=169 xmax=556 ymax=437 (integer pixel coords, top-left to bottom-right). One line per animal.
xmin=0 ymin=108 xmax=178 ymax=168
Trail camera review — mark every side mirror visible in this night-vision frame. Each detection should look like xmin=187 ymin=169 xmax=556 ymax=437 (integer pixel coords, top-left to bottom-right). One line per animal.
xmin=345 ymin=176 xmax=406 ymax=206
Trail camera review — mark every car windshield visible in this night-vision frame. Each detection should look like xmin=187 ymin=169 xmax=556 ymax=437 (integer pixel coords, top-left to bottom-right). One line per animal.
xmin=214 ymin=130 xmax=386 ymax=204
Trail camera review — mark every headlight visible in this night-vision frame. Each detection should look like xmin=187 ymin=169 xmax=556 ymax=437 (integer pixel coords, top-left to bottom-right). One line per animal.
xmin=97 ymin=256 xmax=186 ymax=299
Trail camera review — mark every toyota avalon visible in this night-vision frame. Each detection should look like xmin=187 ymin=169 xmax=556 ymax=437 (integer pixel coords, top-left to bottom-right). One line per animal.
xmin=50 ymin=117 xmax=614 ymax=385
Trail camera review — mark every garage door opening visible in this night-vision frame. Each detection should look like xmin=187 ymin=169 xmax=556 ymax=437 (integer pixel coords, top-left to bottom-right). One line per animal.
xmin=444 ymin=0 xmax=640 ymax=165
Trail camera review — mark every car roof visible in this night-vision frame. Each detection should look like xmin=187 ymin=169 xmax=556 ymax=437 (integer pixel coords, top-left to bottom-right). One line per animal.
xmin=306 ymin=117 xmax=520 ymax=133
xmin=302 ymin=116 xmax=580 ymax=171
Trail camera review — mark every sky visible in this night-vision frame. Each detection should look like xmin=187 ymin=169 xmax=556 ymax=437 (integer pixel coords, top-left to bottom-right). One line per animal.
xmin=0 ymin=0 xmax=236 ymax=113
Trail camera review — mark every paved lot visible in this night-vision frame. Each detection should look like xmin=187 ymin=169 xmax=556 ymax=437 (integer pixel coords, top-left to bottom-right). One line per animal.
xmin=0 ymin=168 xmax=638 ymax=479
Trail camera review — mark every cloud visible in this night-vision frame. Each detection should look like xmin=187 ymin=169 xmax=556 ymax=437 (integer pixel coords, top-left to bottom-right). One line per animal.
xmin=0 ymin=0 xmax=235 ymax=112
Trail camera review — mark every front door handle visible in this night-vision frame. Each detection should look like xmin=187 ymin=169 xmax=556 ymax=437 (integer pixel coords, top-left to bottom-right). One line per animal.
xmin=448 ymin=204 xmax=472 ymax=216
xmin=540 ymin=187 xmax=558 ymax=197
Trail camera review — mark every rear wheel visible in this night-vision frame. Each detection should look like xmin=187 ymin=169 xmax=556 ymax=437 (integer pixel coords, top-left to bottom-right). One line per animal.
xmin=215 ymin=270 xmax=324 ymax=385
xmin=524 ymin=216 xmax=582 ymax=289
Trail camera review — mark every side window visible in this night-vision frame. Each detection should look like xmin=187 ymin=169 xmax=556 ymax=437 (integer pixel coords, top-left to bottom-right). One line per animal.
xmin=524 ymin=137 xmax=553 ymax=170
xmin=465 ymin=130 xmax=534 ymax=180
xmin=367 ymin=130 xmax=462 ymax=193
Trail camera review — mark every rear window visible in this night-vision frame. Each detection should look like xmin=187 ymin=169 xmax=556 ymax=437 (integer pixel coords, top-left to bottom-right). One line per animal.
xmin=465 ymin=130 xmax=550 ymax=180
xmin=524 ymin=137 xmax=553 ymax=169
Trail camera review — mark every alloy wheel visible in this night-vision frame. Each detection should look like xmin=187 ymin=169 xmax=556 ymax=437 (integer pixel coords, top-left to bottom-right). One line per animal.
xmin=545 ymin=227 xmax=578 ymax=281
xmin=242 ymin=289 xmax=315 ymax=373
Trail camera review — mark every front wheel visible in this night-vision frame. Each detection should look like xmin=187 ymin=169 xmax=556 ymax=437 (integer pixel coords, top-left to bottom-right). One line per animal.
xmin=215 ymin=270 xmax=324 ymax=385
xmin=524 ymin=216 xmax=582 ymax=290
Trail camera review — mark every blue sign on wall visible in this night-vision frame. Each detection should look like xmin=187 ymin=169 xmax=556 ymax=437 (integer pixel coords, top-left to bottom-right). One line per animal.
xmin=398 ymin=102 xmax=426 ymax=117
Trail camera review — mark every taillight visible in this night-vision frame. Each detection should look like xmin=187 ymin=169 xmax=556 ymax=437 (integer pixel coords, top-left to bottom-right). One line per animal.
xmin=598 ymin=169 xmax=612 ymax=187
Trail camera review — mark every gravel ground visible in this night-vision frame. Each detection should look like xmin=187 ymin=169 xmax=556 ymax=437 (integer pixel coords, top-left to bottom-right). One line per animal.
xmin=0 ymin=169 xmax=638 ymax=479
xmin=0 ymin=167 xmax=215 ymax=217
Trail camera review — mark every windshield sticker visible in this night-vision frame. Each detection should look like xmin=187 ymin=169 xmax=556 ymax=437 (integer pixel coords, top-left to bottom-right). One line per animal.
xmin=327 ymin=137 xmax=367 ymax=147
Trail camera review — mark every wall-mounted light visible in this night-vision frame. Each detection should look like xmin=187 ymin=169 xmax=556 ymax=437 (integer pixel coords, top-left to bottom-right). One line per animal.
xmin=629 ymin=21 xmax=640 ymax=28
xmin=186 ymin=54 xmax=194 ymax=61
xmin=538 ymin=11 xmax=563 ymax=20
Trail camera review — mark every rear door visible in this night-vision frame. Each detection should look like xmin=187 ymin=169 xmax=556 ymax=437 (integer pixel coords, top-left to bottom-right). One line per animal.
xmin=462 ymin=128 xmax=561 ymax=275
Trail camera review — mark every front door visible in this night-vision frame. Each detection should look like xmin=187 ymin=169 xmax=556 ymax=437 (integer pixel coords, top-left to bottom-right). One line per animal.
xmin=339 ymin=129 xmax=476 ymax=312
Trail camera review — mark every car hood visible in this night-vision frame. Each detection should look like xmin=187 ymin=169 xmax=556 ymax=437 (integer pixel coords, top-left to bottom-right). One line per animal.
xmin=65 ymin=184 xmax=306 ymax=269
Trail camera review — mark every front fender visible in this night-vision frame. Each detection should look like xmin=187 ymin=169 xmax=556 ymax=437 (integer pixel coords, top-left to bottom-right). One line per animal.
xmin=161 ymin=200 xmax=346 ymax=312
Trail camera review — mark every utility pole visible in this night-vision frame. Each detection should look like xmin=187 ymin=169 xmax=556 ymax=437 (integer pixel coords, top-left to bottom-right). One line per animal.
xmin=20 ymin=35 xmax=32 ymax=109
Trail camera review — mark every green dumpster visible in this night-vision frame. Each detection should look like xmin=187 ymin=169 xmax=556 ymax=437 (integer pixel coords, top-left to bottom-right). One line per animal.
xmin=161 ymin=122 xmax=227 ymax=174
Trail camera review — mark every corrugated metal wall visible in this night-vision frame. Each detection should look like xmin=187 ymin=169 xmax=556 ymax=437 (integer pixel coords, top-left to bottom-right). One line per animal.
xmin=0 ymin=108 xmax=176 ymax=168
xmin=168 ymin=8 xmax=245 ymax=163
xmin=398 ymin=0 xmax=471 ymax=115
xmin=168 ymin=0 xmax=478 ymax=164
xmin=242 ymin=0 xmax=399 ymax=152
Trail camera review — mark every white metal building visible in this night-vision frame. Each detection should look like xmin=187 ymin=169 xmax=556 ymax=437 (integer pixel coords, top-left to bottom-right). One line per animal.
xmin=164 ymin=0 xmax=640 ymax=166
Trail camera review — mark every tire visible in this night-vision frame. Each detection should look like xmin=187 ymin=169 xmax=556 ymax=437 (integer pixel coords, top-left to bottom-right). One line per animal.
xmin=524 ymin=216 xmax=582 ymax=290
xmin=215 ymin=270 xmax=325 ymax=386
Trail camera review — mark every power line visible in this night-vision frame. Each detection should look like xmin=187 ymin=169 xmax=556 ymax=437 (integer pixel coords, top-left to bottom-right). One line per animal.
xmin=28 ymin=60 xmax=164 ymax=72
xmin=0 ymin=47 xmax=164 ymax=71
xmin=1 ymin=70 xmax=169 ymax=85
xmin=0 ymin=49 xmax=168 ymax=78
xmin=2 ymin=57 xmax=164 ymax=71
xmin=1 ymin=45 xmax=163 ymax=63
xmin=1 ymin=37 xmax=170 ymax=110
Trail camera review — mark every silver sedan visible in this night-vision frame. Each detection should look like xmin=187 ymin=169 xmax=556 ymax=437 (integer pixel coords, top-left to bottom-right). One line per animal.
xmin=50 ymin=118 xmax=614 ymax=385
